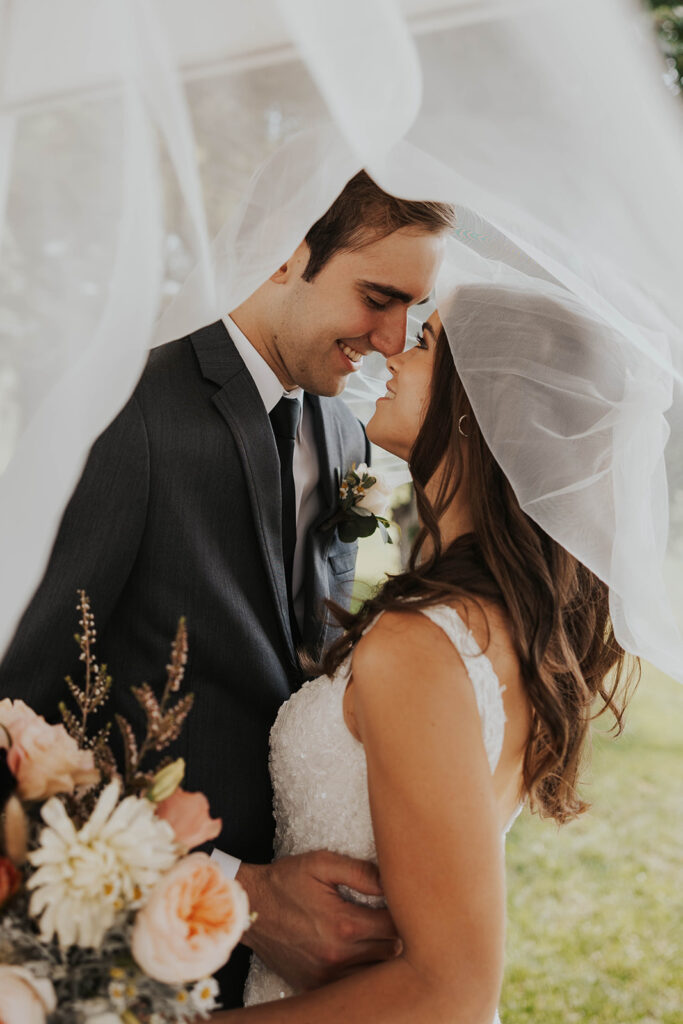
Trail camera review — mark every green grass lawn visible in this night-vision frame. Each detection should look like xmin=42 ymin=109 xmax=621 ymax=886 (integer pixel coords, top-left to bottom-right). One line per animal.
xmin=502 ymin=666 xmax=682 ymax=1024
xmin=355 ymin=533 xmax=683 ymax=1023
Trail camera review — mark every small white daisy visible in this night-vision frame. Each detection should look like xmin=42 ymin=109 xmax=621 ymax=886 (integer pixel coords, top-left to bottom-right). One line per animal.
xmin=107 ymin=979 xmax=127 ymax=1010
xmin=191 ymin=977 xmax=219 ymax=1012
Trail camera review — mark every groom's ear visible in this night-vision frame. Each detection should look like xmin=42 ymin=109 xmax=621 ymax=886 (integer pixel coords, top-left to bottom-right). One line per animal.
xmin=269 ymin=261 xmax=290 ymax=284
xmin=269 ymin=241 xmax=309 ymax=285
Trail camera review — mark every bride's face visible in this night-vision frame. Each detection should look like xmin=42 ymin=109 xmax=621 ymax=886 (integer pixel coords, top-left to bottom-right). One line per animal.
xmin=366 ymin=310 xmax=441 ymax=460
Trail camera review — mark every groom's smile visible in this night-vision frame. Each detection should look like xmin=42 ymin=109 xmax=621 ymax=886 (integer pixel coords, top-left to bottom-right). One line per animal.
xmin=337 ymin=340 xmax=364 ymax=367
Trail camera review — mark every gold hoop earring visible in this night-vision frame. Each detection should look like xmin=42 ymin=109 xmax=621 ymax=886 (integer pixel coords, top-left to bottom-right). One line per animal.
xmin=458 ymin=414 xmax=469 ymax=438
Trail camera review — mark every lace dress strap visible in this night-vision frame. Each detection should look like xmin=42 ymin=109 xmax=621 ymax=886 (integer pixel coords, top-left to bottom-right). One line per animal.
xmin=417 ymin=604 xmax=507 ymax=774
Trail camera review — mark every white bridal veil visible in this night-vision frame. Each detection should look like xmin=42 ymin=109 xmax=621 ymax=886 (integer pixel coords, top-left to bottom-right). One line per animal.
xmin=1 ymin=0 xmax=682 ymax=680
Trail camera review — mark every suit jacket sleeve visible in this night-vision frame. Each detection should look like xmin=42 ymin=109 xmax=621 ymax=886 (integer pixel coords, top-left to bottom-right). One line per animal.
xmin=0 ymin=394 xmax=150 ymax=718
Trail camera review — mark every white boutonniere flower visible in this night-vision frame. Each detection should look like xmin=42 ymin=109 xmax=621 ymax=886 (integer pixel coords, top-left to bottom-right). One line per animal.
xmin=322 ymin=463 xmax=393 ymax=544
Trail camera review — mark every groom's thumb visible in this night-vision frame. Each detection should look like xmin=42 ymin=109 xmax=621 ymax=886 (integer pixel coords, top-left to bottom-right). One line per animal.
xmin=323 ymin=853 xmax=384 ymax=896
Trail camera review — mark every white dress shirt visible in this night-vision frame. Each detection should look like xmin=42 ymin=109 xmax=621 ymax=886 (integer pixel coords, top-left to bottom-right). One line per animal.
xmin=212 ymin=315 xmax=322 ymax=881
xmin=223 ymin=315 xmax=321 ymax=629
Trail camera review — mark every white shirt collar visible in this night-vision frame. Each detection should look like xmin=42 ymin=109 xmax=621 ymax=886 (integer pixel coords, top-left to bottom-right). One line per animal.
xmin=224 ymin=315 xmax=304 ymax=427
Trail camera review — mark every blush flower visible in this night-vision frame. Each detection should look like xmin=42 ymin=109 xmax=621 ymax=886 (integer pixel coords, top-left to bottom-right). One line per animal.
xmin=132 ymin=852 xmax=250 ymax=983
xmin=353 ymin=463 xmax=393 ymax=518
xmin=0 ymin=966 xmax=56 ymax=1024
xmin=155 ymin=788 xmax=222 ymax=850
xmin=0 ymin=698 xmax=99 ymax=801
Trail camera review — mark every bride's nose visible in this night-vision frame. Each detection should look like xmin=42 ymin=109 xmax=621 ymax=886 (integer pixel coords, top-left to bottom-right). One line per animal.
xmin=386 ymin=352 xmax=401 ymax=376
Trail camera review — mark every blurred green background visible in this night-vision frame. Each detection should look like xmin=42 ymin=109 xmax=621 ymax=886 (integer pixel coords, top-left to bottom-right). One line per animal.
xmin=649 ymin=3 xmax=683 ymax=95
xmin=354 ymin=527 xmax=683 ymax=1024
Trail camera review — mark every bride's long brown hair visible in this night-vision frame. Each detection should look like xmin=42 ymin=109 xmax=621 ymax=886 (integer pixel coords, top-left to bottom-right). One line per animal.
xmin=324 ymin=327 xmax=638 ymax=824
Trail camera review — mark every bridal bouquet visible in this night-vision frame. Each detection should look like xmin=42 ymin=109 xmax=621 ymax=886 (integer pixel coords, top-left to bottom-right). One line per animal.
xmin=0 ymin=592 xmax=250 ymax=1024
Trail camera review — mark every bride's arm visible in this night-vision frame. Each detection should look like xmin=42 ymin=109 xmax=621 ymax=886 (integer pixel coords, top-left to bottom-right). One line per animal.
xmin=215 ymin=610 xmax=505 ymax=1024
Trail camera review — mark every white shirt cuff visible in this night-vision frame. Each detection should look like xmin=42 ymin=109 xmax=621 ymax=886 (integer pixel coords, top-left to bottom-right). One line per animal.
xmin=211 ymin=848 xmax=242 ymax=880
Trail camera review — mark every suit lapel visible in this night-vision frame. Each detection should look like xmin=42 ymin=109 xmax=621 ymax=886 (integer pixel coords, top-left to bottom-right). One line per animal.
xmin=308 ymin=395 xmax=345 ymax=527
xmin=190 ymin=322 xmax=297 ymax=667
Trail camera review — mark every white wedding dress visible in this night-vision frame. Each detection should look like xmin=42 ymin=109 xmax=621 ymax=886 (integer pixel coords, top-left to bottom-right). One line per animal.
xmin=244 ymin=604 xmax=519 ymax=1022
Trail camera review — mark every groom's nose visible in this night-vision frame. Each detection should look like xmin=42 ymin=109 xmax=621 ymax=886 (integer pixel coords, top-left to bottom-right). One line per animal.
xmin=369 ymin=305 xmax=408 ymax=357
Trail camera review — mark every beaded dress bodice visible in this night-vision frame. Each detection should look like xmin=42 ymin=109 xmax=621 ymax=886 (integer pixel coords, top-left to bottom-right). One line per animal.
xmin=243 ymin=605 xmax=515 ymax=1018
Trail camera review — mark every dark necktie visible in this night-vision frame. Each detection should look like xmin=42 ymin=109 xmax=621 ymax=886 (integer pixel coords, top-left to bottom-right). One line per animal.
xmin=269 ymin=396 xmax=301 ymax=637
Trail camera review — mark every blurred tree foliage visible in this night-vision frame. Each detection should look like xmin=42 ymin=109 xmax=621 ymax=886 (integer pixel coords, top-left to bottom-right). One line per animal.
xmin=648 ymin=3 xmax=683 ymax=94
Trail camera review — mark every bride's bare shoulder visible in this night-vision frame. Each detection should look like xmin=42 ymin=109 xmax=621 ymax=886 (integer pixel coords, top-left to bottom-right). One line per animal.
xmin=350 ymin=607 xmax=468 ymax=695
xmin=353 ymin=608 xmax=448 ymax=659
xmin=353 ymin=600 xmax=517 ymax=672
xmin=350 ymin=600 xmax=525 ymax=715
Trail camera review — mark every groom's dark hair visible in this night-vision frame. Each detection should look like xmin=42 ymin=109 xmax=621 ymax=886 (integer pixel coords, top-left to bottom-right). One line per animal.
xmin=301 ymin=170 xmax=455 ymax=281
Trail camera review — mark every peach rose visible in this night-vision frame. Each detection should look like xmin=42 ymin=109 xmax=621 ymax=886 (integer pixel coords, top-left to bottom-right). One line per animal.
xmin=155 ymin=788 xmax=222 ymax=850
xmin=0 ymin=698 xmax=99 ymax=801
xmin=131 ymin=852 xmax=250 ymax=983
xmin=0 ymin=855 xmax=21 ymax=906
xmin=0 ymin=966 xmax=56 ymax=1024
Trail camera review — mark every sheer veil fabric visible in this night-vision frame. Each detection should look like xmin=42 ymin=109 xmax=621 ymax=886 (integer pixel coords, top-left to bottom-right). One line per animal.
xmin=1 ymin=0 xmax=682 ymax=681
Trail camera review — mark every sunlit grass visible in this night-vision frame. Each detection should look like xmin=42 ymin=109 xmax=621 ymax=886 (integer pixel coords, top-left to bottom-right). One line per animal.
xmin=355 ymin=534 xmax=683 ymax=1023
xmin=502 ymin=667 xmax=682 ymax=1023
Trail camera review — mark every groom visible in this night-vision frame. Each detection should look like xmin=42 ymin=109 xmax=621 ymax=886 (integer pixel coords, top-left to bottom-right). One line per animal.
xmin=0 ymin=171 xmax=453 ymax=1005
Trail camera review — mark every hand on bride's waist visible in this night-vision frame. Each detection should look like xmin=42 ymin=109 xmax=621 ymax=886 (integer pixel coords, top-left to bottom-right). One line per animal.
xmin=236 ymin=850 xmax=400 ymax=991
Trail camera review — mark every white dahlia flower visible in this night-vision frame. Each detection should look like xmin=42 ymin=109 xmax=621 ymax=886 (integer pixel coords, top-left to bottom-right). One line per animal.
xmin=27 ymin=778 xmax=177 ymax=948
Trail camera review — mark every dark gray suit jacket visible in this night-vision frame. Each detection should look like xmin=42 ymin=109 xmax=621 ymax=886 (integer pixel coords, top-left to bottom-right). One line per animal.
xmin=0 ymin=321 xmax=369 ymax=1006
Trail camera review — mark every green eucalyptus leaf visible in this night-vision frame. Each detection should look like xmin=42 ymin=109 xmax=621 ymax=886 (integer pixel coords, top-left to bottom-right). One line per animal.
xmin=338 ymin=520 xmax=360 ymax=543
xmin=354 ymin=513 xmax=378 ymax=538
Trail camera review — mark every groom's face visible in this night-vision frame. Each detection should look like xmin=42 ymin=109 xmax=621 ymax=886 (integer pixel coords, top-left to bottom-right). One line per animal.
xmin=272 ymin=227 xmax=446 ymax=396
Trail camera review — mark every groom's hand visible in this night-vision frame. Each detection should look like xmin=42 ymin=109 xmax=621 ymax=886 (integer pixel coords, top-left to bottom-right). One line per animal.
xmin=236 ymin=851 xmax=401 ymax=990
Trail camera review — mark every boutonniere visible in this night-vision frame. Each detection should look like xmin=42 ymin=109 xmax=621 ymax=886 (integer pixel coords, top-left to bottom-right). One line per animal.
xmin=322 ymin=463 xmax=394 ymax=544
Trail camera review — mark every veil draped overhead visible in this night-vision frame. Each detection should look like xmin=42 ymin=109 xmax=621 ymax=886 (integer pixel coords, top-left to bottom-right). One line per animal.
xmin=1 ymin=0 xmax=682 ymax=681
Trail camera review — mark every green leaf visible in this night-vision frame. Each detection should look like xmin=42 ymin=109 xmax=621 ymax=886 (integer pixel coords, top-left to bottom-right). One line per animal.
xmin=338 ymin=520 xmax=360 ymax=543
xmin=353 ymin=513 xmax=378 ymax=538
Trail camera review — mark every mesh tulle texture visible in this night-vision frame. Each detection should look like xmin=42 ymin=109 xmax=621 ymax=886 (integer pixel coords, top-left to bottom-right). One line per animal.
xmin=1 ymin=0 xmax=682 ymax=681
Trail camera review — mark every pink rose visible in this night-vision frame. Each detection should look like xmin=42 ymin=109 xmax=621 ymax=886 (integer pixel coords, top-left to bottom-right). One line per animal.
xmin=0 ymin=966 xmax=56 ymax=1024
xmin=0 ymin=698 xmax=99 ymax=801
xmin=132 ymin=852 xmax=250 ymax=983
xmin=155 ymin=787 xmax=222 ymax=850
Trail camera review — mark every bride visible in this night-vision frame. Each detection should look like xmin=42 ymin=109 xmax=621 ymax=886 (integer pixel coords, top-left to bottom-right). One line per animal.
xmin=214 ymin=285 xmax=638 ymax=1023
